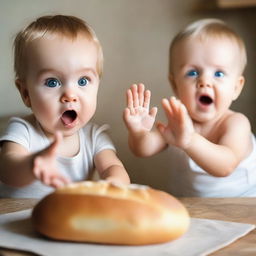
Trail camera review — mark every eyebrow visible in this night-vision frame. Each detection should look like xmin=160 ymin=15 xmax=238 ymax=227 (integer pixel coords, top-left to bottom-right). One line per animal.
xmin=36 ymin=69 xmax=60 ymax=77
xmin=36 ymin=67 xmax=98 ymax=78
xmin=179 ymin=64 xmax=197 ymax=70
xmin=77 ymin=68 xmax=98 ymax=77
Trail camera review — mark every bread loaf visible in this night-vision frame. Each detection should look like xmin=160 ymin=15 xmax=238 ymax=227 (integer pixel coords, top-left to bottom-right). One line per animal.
xmin=32 ymin=181 xmax=190 ymax=245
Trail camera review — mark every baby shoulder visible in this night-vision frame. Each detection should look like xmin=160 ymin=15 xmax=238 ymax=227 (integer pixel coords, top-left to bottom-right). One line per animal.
xmin=224 ymin=112 xmax=251 ymax=131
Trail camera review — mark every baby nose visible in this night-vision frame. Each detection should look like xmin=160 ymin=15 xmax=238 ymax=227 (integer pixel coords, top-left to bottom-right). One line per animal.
xmin=197 ymin=76 xmax=212 ymax=88
xmin=198 ymin=82 xmax=209 ymax=88
xmin=60 ymin=89 xmax=78 ymax=103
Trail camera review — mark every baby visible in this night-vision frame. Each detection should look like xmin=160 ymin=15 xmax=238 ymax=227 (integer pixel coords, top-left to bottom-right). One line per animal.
xmin=0 ymin=15 xmax=130 ymax=198
xmin=124 ymin=19 xmax=256 ymax=197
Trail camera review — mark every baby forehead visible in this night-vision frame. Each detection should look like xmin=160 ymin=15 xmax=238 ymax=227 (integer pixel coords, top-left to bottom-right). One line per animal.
xmin=25 ymin=36 xmax=98 ymax=69
xmin=169 ymin=34 xmax=245 ymax=73
xmin=170 ymin=35 xmax=243 ymax=61
xmin=25 ymin=34 xmax=98 ymax=60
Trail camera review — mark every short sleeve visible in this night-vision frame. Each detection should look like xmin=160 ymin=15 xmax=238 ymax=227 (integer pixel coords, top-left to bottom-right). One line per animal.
xmin=93 ymin=124 xmax=116 ymax=154
xmin=82 ymin=123 xmax=116 ymax=157
xmin=0 ymin=117 xmax=31 ymax=150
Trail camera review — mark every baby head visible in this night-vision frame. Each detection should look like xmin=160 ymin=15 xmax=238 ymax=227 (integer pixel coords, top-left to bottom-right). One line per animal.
xmin=13 ymin=15 xmax=103 ymax=136
xmin=168 ymin=19 xmax=247 ymax=123
xmin=169 ymin=18 xmax=247 ymax=80
xmin=14 ymin=15 xmax=103 ymax=81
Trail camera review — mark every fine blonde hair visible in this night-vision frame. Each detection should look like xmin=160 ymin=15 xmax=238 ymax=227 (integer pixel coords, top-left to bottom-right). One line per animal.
xmin=169 ymin=18 xmax=247 ymax=76
xmin=14 ymin=15 xmax=103 ymax=80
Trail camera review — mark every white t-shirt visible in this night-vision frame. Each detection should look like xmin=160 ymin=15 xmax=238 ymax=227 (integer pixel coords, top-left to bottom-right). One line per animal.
xmin=166 ymin=135 xmax=256 ymax=197
xmin=0 ymin=116 xmax=116 ymax=198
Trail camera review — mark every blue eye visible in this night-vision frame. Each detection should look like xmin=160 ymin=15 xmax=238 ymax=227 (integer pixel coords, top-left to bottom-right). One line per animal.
xmin=186 ymin=70 xmax=199 ymax=77
xmin=78 ymin=77 xmax=89 ymax=86
xmin=45 ymin=78 xmax=61 ymax=88
xmin=215 ymin=71 xmax=224 ymax=78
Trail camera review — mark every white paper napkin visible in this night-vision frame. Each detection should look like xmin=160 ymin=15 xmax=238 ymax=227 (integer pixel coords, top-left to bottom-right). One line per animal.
xmin=0 ymin=209 xmax=254 ymax=256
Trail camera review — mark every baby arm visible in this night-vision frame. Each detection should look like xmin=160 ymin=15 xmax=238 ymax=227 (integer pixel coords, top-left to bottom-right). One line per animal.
xmin=94 ymin=149 xmax=130 ymax=184
xmin=0 ymin=132 xmax=70 ymax=188
xmin=123 ymin=83 xmax=166 ymax=157
xmin=183 ymin=114 xmax=252 ymax=177
xmin=158 ymin=97 xmax=252 ymax=177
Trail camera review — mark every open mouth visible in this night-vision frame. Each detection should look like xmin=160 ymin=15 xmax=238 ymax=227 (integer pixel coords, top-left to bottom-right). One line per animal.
xmin=61 ymin=110 xmax=77 ymax=125
xmin=199 ymin=95 xmax=213 ymax=106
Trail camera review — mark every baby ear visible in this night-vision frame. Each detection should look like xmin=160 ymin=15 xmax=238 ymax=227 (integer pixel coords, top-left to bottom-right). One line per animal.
xmin=15 ymin=79 xmax=31 ymax=107
xmin=232 ymin=75 xmax=245 ymax=101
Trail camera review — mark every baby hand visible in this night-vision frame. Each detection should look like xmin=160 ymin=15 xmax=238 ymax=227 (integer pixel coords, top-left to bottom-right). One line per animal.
xmin=32 ymin=132 xmax=70 ymax=188
xmin=123 ymin=83 xmax=157 ymax=134
xmin=157 ymin=97 xmax=195 ymax=149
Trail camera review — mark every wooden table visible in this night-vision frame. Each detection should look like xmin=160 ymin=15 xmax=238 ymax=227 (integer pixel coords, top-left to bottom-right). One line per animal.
xmin=0 ymin=197 xmax=256 ymax=255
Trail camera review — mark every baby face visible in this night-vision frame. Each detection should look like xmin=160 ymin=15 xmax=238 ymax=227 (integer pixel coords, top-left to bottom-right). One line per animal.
xmin=170 ymin=36 xmax=244 ymax=124
xmin=19 ymin=33 xmax=99 ymax=137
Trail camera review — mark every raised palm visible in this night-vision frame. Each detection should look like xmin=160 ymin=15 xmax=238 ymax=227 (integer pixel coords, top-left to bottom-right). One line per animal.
xmin=158 ymin=97 xmax=195 ymax=149
xmin=123 ymin=84 xmax=157 ymax=133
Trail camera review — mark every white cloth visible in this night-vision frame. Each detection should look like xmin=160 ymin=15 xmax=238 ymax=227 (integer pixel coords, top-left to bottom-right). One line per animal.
xmin=0 ymin=116 xmax=115 ymax=198
xmin=167 ymin=135 xmax=256 ymax=197
xmin=0 ymin=209 xmax=254 ymax=256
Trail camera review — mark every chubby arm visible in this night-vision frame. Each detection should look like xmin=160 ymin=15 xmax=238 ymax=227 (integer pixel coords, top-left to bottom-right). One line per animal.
xmin=94 ymin=149 xmax=130 ymax=184
xmin=184 ymin=114 xmax=252 ymax=177
xmin=0 ymin=132 xmax=70 ymax=188
xmin=123 ymin=83 xmax=167 ymax=157
xmin=158 ymin=97 xmax=252 ymax=177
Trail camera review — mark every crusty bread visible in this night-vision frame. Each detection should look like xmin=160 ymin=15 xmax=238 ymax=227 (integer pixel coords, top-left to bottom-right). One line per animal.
xmin=32 ymin=181 xmax=190 ymax=245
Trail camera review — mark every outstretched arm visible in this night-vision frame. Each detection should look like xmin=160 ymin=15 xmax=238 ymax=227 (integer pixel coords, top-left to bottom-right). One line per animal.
xmin=123 ymin=83 xmax=166 ymax=157
xmin=0 ymin=132 xmax=70 ymax=188
xmin=158 ymin=97 xmax=252 ymax=177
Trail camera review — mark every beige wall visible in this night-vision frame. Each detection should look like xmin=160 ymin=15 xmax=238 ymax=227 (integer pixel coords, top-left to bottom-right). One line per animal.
xmin=0 ymin=0 xmax=255 ymax=191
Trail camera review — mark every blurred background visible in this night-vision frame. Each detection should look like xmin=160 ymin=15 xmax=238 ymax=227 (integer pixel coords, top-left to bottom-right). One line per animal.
xmin=0 ymin=0 xmax=255 ymax=192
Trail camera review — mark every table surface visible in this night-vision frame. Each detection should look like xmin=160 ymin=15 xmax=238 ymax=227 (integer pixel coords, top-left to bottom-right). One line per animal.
xmin=0 ymin=197 xmax=256 ymax=256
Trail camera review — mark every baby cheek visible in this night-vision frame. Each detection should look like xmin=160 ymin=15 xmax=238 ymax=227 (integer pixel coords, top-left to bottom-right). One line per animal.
xmin=87 ymin=99 xmax=97 ymax=114
xmin=31 ymin=98 xmax=56 ymax=119
xmin=79 ymin=94 xmax=97 ymax=113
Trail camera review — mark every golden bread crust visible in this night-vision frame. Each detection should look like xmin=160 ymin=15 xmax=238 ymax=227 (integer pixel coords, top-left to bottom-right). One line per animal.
xmin=32 ymin=181 xmax=190 ymax=245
